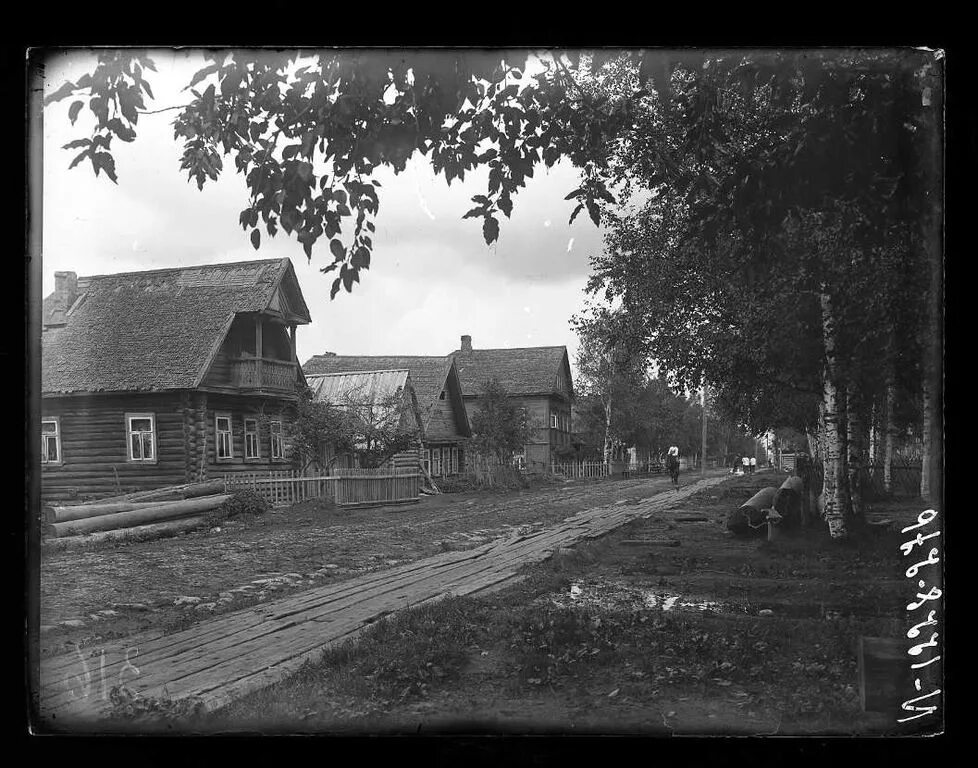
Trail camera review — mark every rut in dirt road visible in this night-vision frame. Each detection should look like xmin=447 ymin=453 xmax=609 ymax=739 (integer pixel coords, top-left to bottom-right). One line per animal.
xmin=39 ymin=473 xmax=731 ymax=727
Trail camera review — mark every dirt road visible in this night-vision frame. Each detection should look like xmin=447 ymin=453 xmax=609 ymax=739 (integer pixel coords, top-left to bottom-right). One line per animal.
xmin=39 ymin=470 xmax=714 ymax=656
xmin=38 ymin=471 xmax=730 ymax=727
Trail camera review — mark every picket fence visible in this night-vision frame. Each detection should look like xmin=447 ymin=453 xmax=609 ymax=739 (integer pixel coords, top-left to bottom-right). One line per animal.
xmin=548 ymin=461 xmax=666 ymax=479
xmin=224 ymin=467 xmax=421 ymax=508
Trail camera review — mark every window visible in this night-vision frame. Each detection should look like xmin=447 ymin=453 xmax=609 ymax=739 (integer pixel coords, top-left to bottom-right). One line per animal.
xmin=216 ymin=413 xmax=233 ymax=461
xmin=450 ymin=447 xmax=459 ymax=475
xmin=431 ymin=447 xmax=443 ymax=477
xmin=244 ymin=418 xmax=260 ymax=460
xmin=41 ymin=418 xmax=61 ymax=464
xmin=269 ymin=420 xmax=284 ymax=460
xmin=512 ymin=449 xmax=526 ymax=470
xmin=126 ymin=413 xmax=156 ymax=463
xmin=551 ymin=413 xmax=559 ymax=429
xmin=423 ymin=449 xmax=431 ymax=475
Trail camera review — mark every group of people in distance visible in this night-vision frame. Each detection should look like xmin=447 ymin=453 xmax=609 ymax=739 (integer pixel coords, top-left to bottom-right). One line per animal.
xmin=731 ymin=455 xmax=757 ymax=474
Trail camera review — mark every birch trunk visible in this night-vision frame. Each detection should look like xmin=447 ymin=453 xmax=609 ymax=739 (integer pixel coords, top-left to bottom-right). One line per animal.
xmin=883 ymin=381 xmax=896 ymax=494
xmin=820 ymin=291 xmax=849 ymax=538
xmin=846 ymin=383 xmax=867 ymax=523
xmin=603 ymin=398 xmax=613 ymax=465
xmin=868 ymin=400 xmax=877 ymax=466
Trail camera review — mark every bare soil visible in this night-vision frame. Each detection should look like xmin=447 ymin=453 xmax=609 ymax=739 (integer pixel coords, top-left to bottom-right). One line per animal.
xmin=202 ymin=472 xmax=932 ymax=736
xmin=38 ymin=471 xmax=688 ymax=658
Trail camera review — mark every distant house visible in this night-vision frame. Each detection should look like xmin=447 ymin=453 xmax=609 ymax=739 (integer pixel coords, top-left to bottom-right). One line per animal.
xmin=40 ymin=258 xmax=312 ymax=502
xmin=450 ymin=335 xmax=575 ymax=472
xmin=301 ymin=354 xmax=471 ymax=478
xmin=304 ymin=369 xmax=425 ymax=471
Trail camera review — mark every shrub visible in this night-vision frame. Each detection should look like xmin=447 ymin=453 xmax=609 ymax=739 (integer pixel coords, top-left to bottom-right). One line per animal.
xmin=209 ymin=489 xmax=270 ymax=525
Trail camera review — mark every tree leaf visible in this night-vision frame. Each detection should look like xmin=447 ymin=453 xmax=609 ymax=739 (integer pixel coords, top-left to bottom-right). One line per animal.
xmin=67 ymin=148 xmax=90 ymax=170
xmin=68 ymin=101 xmax=84 ymax=125
xmin=330 ymin=239 xmax=345 ymax=261
xmin=483 ymin=215 xmax=500 ymax=244
xmin=251 ymin=228 xmax=261 ymax=250
xmin=186 ymin=63 xmax=220 ymax=91
xmin=44 ymin=81 xmax=76 ymax=106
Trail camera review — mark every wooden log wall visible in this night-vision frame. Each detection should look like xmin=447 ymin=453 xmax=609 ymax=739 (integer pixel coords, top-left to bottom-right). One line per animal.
xmin=203 ymin=394 xmax=297 ymax=478
xmin=41 ymin=393 xmax=189 ymax=504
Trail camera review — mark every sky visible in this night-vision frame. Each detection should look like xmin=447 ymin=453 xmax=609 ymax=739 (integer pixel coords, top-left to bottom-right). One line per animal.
xmin=39 ymin=49 xmax=606 ymax=374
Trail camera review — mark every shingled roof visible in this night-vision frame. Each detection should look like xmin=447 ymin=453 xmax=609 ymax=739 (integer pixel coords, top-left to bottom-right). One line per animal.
xmin=301 ymin=354 xmax=468 ymax=435
xmin=450 ymin=345 xmax=573 ymax=398
xmin=42 ymin=258 xmax=310 ymax=395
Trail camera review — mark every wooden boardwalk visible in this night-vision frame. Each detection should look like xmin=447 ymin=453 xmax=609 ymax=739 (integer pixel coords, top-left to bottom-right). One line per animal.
xmin=38 ymin=474 xmax=729 ymax=726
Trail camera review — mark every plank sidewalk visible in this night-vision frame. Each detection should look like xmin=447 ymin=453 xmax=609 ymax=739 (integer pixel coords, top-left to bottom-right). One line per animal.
xmin=38 ymin=474 xmax=729 ymax=726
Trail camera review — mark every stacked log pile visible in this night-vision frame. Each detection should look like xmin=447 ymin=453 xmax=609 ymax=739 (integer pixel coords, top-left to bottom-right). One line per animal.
xmin=41 ymin=480 xmax=231 ymax=546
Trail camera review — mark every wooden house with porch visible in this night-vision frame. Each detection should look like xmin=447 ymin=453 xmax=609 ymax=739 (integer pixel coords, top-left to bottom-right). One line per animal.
xmin=40 ymin=258 xmax=311 ymax=503
xmin=450 ymin=334 xmax=575 ymax=473
xmin=301 ymin=354 xmax=471 ymax=479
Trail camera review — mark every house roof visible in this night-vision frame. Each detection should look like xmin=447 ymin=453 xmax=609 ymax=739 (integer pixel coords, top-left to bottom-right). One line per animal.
xmin=301 ymin=354 xmax=469 ymax=436
xmin=306 ymin=369 xmax=411 ymax=406
xmin=450 ymin=346 xmax=572 ymax=398
xmin=42 ymin=258 xmax=310 ymax=395
xmin=306 ymin=369 xmax=422 ymax=433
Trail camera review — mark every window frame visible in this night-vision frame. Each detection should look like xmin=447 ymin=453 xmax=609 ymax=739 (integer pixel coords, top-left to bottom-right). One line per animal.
xmin=450 ymin=446 xmax=458 ymax=475
xmin=125 ymin=412 xmax=158 ymax=464
xmin=215 ymin=412 xmax=234 ymax=462
xmin=431 ymin=447 xmax=443 ymax=477
xmin=269 ymin=420 xmax=285 ymax=461
xmin=244 ymin=417 xmax=261 ymax=461
xmin=41 ymin=417 xmax=62 ymax=466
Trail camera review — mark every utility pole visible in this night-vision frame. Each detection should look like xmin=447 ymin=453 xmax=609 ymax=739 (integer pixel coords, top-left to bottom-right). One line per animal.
xmin=701 ymin=383 xmax=707 ymax=475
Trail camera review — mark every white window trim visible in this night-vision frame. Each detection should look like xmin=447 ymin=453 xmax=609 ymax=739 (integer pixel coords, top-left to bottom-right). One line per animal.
xmin=41 ymin=417 xmax=62 ymax=466
xmin=215 ymin=412 xmax=234 ymax=462
xmin=244 ymin=418 xmax=261 ymax=461
xmin=551 ymin=413 xmax=559 ymax=429
xmin=125 ymin=412 xmax=157 ymax=464
xmin=269 ymin=420 xmax=285 ymax=461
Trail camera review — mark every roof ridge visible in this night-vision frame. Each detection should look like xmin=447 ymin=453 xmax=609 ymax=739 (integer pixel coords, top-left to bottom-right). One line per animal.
xmin=78 ymin=257 xmax=290 ymax=282
xmin=453 ymin=345 xmax=567 ymax=352
xmin=307 ymin=353 xmax=452 ymax=361
xmin=307 ymin=368 xmax=412 ymax=376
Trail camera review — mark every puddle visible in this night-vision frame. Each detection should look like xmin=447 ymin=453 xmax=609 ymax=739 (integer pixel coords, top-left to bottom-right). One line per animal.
xmin=546 ymin=579 xmax=743 ymax=615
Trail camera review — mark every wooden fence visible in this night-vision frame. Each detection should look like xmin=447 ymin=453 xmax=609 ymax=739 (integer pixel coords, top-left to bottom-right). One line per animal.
xmin=549 ymin=460 xmax=610 ymax=479
xmin=224 ymin=468 xmax=420 ymax=508
xmin=549 ymin=460 xmax=669 ymax=479
xmin=806 ymin=459 xmax=922 ymax=500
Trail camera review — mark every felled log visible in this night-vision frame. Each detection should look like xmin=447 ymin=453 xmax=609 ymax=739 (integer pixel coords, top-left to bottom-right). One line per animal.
xmin=43 ymin=497 xmax=200 ymax=524
xmin=772 ymin=475 xmax=804 ymax=529
xmin=44 ymin=495 xmax=230 ymax=538
xmin=42 ymin=516 xmax=210 ymax=550
xmin=726 ymin=486 xmax=778 ymax=536
xmin=82 ymin=479 xmax=228 ymax=506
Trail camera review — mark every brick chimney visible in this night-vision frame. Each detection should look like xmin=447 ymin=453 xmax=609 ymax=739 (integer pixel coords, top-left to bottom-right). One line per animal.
xmin=460 ymin=334 xmax=472 ymax=354
xmin=44 ymin=271 xmax=78 ymax=329
xmin=55 ymin=271 xmax=78 ymax=308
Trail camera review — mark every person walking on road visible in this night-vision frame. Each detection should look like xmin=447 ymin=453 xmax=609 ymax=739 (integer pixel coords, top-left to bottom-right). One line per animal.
xmin=666 ymin=446 xmax=680 ymax=489
xmin=749 ymin=456 xmax=757 ymax=474
xmin=741 ymin=456 xmax=749 ymax=475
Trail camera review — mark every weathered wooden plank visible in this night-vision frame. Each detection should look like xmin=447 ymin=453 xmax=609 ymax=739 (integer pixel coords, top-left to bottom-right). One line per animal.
xmin=40 ymin=474 xmax=728 ymax=721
